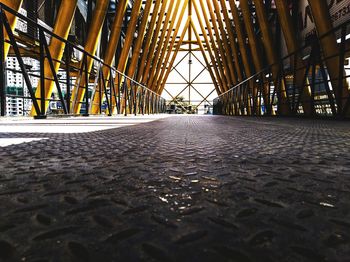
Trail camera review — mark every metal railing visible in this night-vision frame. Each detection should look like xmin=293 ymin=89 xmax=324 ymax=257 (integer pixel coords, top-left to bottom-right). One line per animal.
xmin=0 ymin=3 xmax=166 ymax=118
xmin=213 ymin=19 xmax=350 ymax=118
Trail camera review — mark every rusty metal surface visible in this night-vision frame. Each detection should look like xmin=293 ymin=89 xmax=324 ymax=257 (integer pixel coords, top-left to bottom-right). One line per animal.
xmin=0 ymin=115 xmax=350 ymax=261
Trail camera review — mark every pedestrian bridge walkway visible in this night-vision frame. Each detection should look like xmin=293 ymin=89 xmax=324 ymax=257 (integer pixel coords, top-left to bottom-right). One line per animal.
xmin=0 ymin=115 xmax=350 ymax=261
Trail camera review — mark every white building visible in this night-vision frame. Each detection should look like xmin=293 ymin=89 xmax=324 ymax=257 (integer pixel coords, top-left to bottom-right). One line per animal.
xmin=5 ymin=8 xmax=39 ymax=116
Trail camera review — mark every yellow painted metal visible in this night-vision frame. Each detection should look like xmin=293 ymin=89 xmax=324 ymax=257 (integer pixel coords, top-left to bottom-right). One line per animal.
xmin=219 ymin=0 xmax=243 ymax=82
xmin=229 ymin=0 xmax=253 ymax=115
xmin=211 ymin=0 xmax=237 ymax=85
xmin=308 ymin=0 xmax=349 ymax=113
xmin=105 ymin=0 xmax=143 ymax=114
xmin=240 ymin=0 xmax=267 ymax=114
xmin=125 ymin=0 xmax=153 ymax=82
xmin=205 ymin=0 xmax=233 ymax=89
xmin=253 ymin=0 xmax=282 ymax=115
xmin=1 ymin=0 xmax=23 ymax=59
xmin=274 ymin=0 xmax=313 ymax=115
xmin=89 ymin=0 xmax=128 ymax=115
xmin=191 ymin=20 xmax=221 ymax=96
xmin=154 ymin=0 xmax=188 ymax=94
xmin=240 ymin=0 xmax=263 ymax=75
xmin=197 ymin=0 xmax=229 ymax=92
xmin=124 ymin=0 xmax=154 ymax=114
xmin=147 ymin=0 xmax=181 ymax=90
xmin=135 ymin=0 xmax=163 ymax=83
xmin=71 ymin=0 xmax=110 ymax=114
xmin=158 ymin=18 xmax=190 ymax=94
xmin=192 ymin=0 xmax=224 ymax=94
xmin=140 ymin=0 xmax=169 ymax=86
xmin=30 ymin=0 xmax=78 ymax=116
xmin=149 ymin=0 xmax=182 ymax=90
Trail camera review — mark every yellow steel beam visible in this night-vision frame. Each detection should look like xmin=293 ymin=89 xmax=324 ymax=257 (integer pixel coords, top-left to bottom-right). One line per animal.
xmin=253 ymin=0 xmax=283 ymax=114
xmin=88 ymin=0 xmax=128 ymax=114
xmin=1 ymin=0 xmax=23 ymax=59
xmin=104 ymin=0 xmax=143 ymax=114
xmin=274 ymin=0 xmax=313 ymax=115
xmin=192 ymin=0 xmax=224 ymax=94
xmin=148 ymin=0 xmax=181 ymax=90
xmin=308 ymin=0 xmax=349 ymax=114
xmin=135 ymin=0 xmax=163 ymax=83
xmin=71 ymin=0 xmax=109 ymax=114
xmin=153 ymin=0 xmax=188 ymax=94
xmin=30 ymin=0 xmax=78 ymax=116
xmin=205 ymin=0 xmax=233 ymax=89
xmin=124 ymin=0 xmax=154 ymax=114
xmin=197 ymin=0 xmax=229 ymax=92
xmin=211 ymin=0 xmax=237 ymax=85
xmin=158 ymin=18 xmax=190 ymax=94
xmin=229 ymin=0 xmax=253 ymax=115
xmin=219 ymin=0 xmax=243 ymax=82
xmin=240 ymin=0 xmax=267 ymax=114
xmin=140 ymin=0 xmax=169 ymax=86
xmin=125 ymin=0 xmax=153 ymax=81
xmin=191 ymin=20 xmax=221 ymax=96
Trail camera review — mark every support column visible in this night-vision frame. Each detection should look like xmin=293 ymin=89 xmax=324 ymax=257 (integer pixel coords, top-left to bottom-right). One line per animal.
xmin=193 ymin=0 xmax=224 ymax=94
xmin=196 ymin=0 xmax=229 ymax=93
xmin=153 ymin=0 xmax=188 ymax=94
xmin=124 ymin=0 xmax=154 ymax=113
xmin=140 ymin=0 xmax=169 ymax=85
xmin=274 ymin=0 xmax=313 ymax=115
xmin=158 ymin=18 xmax=190 ymax=94
xmin=71 ymin=0 xmax=110 ymax=114
xmin=240 ymin=0 xmax=268 ymax=114
xmin=205 ymin=0 xmax=233 ymax=89
xmin=103 ymin=0 xmax=143 ymax=114
xmin=253 ymin=0 xmax=284 ymax=115
xmin=307 ymin=0 xmax=349 ymax=115
xmin=89 ymin=0 xmax=128 ymax=115
xmin=135 ymin=0 xmax=163 ymax=83
xmin=30 ymin=0 xmax=78 ymax=116
xmin=229 ymin=0 xmax=253 ymax=115
xmin=191 ymin=21 xmax=221 ymax=96
xmin=211 ymin=0 xmax=237 ymax=85
xmin=1 ymin=0 xmax=23 ymax=58
xmin=219 ymin=0 xmax=243 ymax=82
xmin=147 ymin=0 xmax=180 ymax=90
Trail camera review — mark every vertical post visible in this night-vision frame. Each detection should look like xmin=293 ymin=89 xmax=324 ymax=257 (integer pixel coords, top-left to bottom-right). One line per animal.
xmin=141 ymin=88 xmax=145 ymax=115
xmin=109 ymin=68 xmax=115 ymax=116
xmin=117 ymin=73 xmax=120 ymax=114
xmin=109 ymin=68 xmax=113 ymax=114
xmin=99 ymin=71 xmax=102 ymax=114
xmin=259 ymin=79 xmax=263 ymax=115
xmin=124 ymin=81 xmax=127 ymax=116
xmin=292 ymin=54 xmax=297 ymax=113
xmin=83 ymin=54 xmax=89 ymax=116
xmin=268 ymin=72 xmax=271 ymax=115
xmin=39 ymin=29 xmax=46 ymax=117
xmin=311 ymin=56 xmax=316 ymax=116
xmin=134 ymin=85 xmax=137 ymax=116
xmin=65 ymin=44 xmax=71 ymax=114
xmin=338 ymin=25 xmax=346 ymax=115
xmin=0 ymin=6 xmax=5 ymax=117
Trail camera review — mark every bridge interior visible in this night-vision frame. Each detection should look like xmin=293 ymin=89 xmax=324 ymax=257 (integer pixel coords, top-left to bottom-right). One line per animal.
xmin=0 ymin=0 xmax=350 ymax=261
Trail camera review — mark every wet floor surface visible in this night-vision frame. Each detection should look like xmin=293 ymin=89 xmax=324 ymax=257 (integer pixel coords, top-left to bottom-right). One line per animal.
xmin=0 ymin=115 xmax=350 ymax=261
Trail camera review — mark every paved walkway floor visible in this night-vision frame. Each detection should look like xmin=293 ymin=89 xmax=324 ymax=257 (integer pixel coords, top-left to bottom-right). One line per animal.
xmin=0 ymin=115 xmax=350 ymax=261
